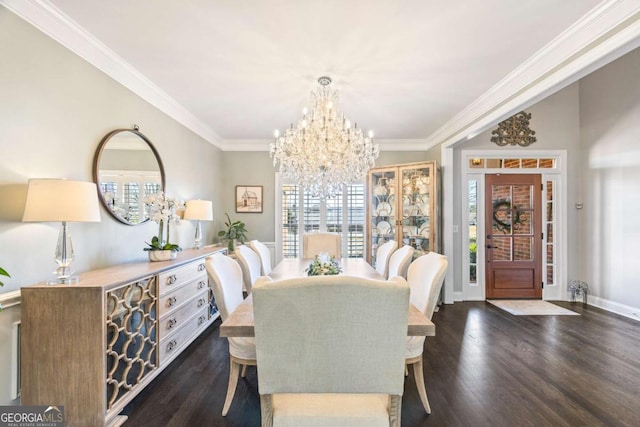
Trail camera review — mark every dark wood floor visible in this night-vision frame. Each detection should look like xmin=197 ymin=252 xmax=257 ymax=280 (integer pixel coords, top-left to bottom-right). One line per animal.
xmin=123 ymin=301 xmax=640 ymax=427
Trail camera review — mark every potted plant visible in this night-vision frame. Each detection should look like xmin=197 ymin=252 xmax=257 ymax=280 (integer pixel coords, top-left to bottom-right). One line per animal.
xmin=0 ymin=267 xmax=9 ymax=311
xmin=143 ymin=192 xmax=184 ymax=261
xmin=218 ymin=213 xmax=247 ymax=252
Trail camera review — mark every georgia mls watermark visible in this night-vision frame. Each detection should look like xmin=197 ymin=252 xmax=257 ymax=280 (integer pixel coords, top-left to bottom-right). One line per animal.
xmin=0 ymin=406 xmax=64 ymax=427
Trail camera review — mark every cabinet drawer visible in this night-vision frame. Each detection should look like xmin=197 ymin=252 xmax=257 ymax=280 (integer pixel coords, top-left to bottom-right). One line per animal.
xmin=158 ymin=277 xmax=209 ymax=318
xmin=159 ymin=289 xmax=209 ymax=338
xmin=158 ymin=260 xmax=207 ymax=296
xmin=159 ymin=307 xmax=209 ymax=362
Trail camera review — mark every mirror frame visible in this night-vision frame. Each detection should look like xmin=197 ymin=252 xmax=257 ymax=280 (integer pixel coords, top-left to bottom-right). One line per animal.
xmin=93 ymin=127 xmax=166 ymax=225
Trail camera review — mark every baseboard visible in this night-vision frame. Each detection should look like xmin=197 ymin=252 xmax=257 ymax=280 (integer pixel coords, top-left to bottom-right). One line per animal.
xmin=587 ymin=295 xmax=640 ymax=322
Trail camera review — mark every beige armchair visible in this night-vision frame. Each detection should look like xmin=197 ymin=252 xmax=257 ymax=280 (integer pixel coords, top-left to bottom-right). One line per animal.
xmin=234 ymin=244 xmax=262 ymax=294
xmin=205 ymin=253 xmax=256 ymax=416
xmin=302 ymin=232 xmax=342 ymax=258
xmin=405 ymin=252 xmax=448 ymax=414
xmin=252 ymin=275 xmax=410 ymax=427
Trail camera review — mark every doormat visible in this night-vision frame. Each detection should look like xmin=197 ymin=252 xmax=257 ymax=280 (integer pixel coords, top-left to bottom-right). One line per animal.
xmin=488 ymin=300 xmax=580 ymax=316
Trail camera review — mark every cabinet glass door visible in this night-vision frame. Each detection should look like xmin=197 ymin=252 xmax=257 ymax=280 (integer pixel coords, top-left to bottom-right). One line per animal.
xmin=369 ymin=168 xmax=397 ymax=267
xmin=399 ymin=163 xmax=433 ymax=258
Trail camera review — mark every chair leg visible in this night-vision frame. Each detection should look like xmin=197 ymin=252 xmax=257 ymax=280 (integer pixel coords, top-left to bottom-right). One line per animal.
xmin=412 ymin=357 xmax=431 ymax=414
xmin=241 ymin=364 xmax=248 ymax=378
xmin=389 ymin=395 xmax=402 ymax=427
xmin=260 ymin=394 xmax=274 ymax=427
xmin=222 ymin=359 xmax=241 ymax=416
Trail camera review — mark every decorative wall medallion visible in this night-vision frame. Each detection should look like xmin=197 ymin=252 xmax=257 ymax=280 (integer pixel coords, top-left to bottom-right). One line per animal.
xmin=490 ymin=111 xmax=537 ymax=147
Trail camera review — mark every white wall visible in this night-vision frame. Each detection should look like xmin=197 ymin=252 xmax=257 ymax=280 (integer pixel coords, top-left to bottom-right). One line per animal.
xmin=0 ymin=7 xmax=223 ymax=404
xmin=579 ymin=47 xmax=640 ymax=316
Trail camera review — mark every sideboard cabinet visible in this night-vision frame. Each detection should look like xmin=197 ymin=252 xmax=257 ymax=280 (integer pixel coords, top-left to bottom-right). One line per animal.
xmin=20 ymin=247 xmax=226 ymax=427
xmin=367 ymin=161 xmax=439 ymax=267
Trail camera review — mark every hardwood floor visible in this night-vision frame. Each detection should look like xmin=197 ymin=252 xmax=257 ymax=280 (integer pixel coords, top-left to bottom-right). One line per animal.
xmin=123 ymin=301 xmax=640 ymax=426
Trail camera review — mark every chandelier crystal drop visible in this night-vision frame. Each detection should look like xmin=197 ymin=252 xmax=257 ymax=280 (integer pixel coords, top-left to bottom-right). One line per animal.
xmin=270 ymin=76 xmax=379 ymax=199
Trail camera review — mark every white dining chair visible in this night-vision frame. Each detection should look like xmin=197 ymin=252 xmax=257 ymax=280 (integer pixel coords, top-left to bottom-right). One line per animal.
xmin=303 ymin=232 xmax=342 ymax=258
xmin=247 ymin=240 xmax=272 ymax=275
xmin=234 ymin=244 xmax=262 ymax=294
xmin=387 ymin=244 xmax=414 ymax=279
xmin=205 ymin=253 xmax=256 ymax=416
xmin=252 ymin=274 xmax=409 ymax=427
xmin=375 ymin=239 xmax=398 ymax=278
xmin=405 ymin=252 xmax=448 ymax=414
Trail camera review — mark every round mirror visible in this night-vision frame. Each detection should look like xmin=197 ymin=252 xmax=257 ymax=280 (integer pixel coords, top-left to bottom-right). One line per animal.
xmin=93 ymin=127 xmax=165 ymax=225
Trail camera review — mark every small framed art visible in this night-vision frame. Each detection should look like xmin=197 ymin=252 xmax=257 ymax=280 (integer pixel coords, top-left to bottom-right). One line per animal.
xmin=235 ymin=185 xmax=263 ymax=213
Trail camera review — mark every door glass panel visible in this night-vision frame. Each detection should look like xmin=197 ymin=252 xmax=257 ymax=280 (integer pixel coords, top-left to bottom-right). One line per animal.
xmin=522 ymin=159 xmax=538 ymax=168
xmin=303 ymin=192 xmax=320 ymax=232
xmin=326 ymin=195 xmax=342 ymax=233
xmin=468 ymin=180 xmax=478 ymax=283
xmin=547 ymin=265 xmax=554 ymax=283
xmin=492 ymin=237 xmax=512 ymax=261
xmin=281 ymin=185 xmax=299 ymax=258
xmin=547 ymin=243 xmax=554 ymax=263
xmin=514 ymin=210 xmax=531 ymax=234
xmin=547 ymin=223 xmax=553 ymax=243
xmin=546 ymin=202 xmax=553 ymax=221
xmin=514 ymin=237 xmax=533 ymax=261
xmin=513 ymin=185 xmax=532 ymax=208
xmin=504 ymin=159 xmax=520 ymax=168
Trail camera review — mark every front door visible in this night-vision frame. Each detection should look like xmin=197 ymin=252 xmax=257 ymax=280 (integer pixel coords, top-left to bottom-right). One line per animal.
xmin=485 ymin=174 xmax=542 ymax=299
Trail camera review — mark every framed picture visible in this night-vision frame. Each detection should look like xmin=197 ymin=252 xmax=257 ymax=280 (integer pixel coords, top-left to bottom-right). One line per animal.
xmin=235 ymin=185 xmax=263 ymax=213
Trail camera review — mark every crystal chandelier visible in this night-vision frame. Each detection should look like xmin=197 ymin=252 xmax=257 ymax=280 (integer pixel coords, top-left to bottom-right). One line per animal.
xmin=270 ymin=76 xmax=379 ymax=198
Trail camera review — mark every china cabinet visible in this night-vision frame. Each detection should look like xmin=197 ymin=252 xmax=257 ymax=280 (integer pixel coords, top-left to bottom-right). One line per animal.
xmin=20 ymin=247 xmax=225 ymax=427
xmin=367 ymin=161 xmax=439 ymax=267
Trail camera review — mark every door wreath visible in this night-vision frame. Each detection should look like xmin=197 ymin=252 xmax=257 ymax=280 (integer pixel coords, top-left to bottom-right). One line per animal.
xmin=492 ymin=198 xmax=522 ymax=232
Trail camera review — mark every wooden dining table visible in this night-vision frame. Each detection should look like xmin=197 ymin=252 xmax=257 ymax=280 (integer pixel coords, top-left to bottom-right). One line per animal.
xmin=219 ymin=258 xmax=435 ymax=338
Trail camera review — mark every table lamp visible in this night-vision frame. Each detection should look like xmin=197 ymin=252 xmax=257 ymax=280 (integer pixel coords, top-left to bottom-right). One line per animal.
xmin=183 ymin=199 xmax=213 ymax=249
xmin=22 ymin=179 xmax=101 ymax=284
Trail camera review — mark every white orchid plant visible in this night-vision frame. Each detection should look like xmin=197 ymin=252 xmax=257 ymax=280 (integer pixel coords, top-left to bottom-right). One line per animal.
xmin=143 ymin=192 xmax=184 ymax=252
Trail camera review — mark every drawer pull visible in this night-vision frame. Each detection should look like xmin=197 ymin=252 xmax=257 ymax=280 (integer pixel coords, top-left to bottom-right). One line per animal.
xmin=167 ymin=296 xmax=177 ymax=307
xmin=197 ymin=280 xmax=207 ymax=289
xmin=198 ymin=263 xmax=205 ymax=271
xmin=167 ymin=339 xmax=178 ymax=352
xmin=167 ymin=318 xmax=178 ymax=329
xmin=197 ymin=297 xmax=206 ymax=307
xmin=167 ymin=274 xmax=177 ymax=285
xmin=198 ymin=315 xmax=206 ymax=325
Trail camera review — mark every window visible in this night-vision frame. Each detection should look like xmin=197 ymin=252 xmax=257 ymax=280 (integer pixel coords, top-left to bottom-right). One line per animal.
xmin=278 ymin=181 xmax=365 ymax=259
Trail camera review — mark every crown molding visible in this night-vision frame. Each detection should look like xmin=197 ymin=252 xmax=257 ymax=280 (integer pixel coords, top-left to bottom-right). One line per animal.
xmin=1 ymin=0 xmax=222 ymax=147
xmin=426 ymin=0 xmax=640 ymax=150
xmin=217 ymin=139 xmax=429 ymax=152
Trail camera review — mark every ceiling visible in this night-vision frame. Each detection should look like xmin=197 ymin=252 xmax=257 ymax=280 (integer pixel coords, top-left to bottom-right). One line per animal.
xmin=27 ymin=1 xmax=608 ymax=148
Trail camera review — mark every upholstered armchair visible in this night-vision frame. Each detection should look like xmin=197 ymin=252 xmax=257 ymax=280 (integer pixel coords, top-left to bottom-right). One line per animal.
xmin=248 ymin=239 xmax=273 ymax=275
xmin=375 ymin=239 xmax=398 ymax=278
xmin=387 ymin=244 xmax=414 ymax=279
xmin=252 ymin=274 xmax=410 ymax=427
xmin=234 ymin=244 xmax=262 ymax=294
xmin=205 ymin=253 xmax=257 ymax=416
xmin=302 ymin=232 xmax=342 ymax=258
xmin=405 ymin=252 xmax=448 ymax=414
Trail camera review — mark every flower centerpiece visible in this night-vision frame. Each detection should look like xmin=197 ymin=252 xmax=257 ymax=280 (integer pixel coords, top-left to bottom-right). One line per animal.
xmin=143 ymin=192 xmax=184 ymax=261
xmin=305 ymin=254 xmax=342 ymax=276
xmin=218 ymin=213 xmax=248 ymax=252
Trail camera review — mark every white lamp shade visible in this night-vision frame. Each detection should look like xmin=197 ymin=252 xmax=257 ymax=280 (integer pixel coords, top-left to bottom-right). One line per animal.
xmin=183 ymin=199 xmax=213 ymax=221
xmin=22 ymin=179 xmax=101 ymax=222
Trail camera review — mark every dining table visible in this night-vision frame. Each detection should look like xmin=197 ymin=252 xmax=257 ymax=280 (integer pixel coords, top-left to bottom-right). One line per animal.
xmin=219 ymin=258 xmax=435 ymax=338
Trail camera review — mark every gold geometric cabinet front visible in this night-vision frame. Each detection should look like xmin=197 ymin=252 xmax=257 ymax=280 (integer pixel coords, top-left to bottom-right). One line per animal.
xmin=105 ymin=276 xmax=158 ymax=410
